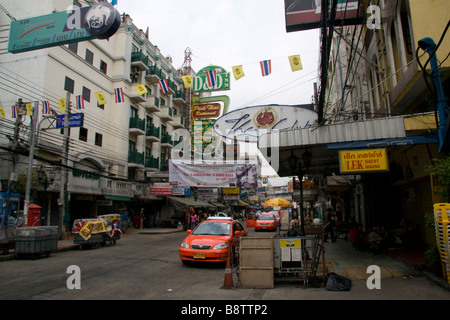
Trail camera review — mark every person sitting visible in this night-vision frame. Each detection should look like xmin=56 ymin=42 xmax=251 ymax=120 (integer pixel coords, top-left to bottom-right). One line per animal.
xmin=367 ymin=226 xmax=387 ymax=254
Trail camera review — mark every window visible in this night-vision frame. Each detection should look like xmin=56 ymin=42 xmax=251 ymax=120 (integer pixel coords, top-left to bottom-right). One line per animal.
xmin=85 ymin=49 xmax=94 ymax=64
xmin=68 ymin=42 xmax=78 ymax=54
xmin=79 ymin=127 xmax=88 ymax=142
xmin=64 ymin=76 xmax=74 ymax=93
xmin=130 ymin=106 xmax=138 ymax=118
xmin=100 ymin=60 xmax=107 ymax=74
xmin=82 ymin=86 xmax=91 ymax=102
xmin=95 ymin=133 xmax=103 ymax=147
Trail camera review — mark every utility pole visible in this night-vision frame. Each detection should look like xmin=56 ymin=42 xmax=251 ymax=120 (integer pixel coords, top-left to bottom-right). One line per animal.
xmin=23 ymin=101 xmax=39 ymax=226
xmin=59 ymin=92 xmax=70 ymax=239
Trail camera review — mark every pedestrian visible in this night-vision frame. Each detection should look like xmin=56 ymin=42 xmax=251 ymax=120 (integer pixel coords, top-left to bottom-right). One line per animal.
xmin=189 ymin=207 xmax=197 ymax=230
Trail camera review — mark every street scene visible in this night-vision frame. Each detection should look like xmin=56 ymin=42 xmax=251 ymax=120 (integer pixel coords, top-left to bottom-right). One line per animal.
xmin=0 ymin=0 xmax=450 ymax=308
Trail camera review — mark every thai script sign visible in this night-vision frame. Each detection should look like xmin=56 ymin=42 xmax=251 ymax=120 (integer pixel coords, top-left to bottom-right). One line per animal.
xmin=8 ymin=3 xmax=120 ymax=53
xmin=339 ymin=148 xmax=389 ymax=174
xmin=56 ymin=113 xmax=84 ymax=128
xmin=214 ymin=105 xmax=317 ymax=142
xmin=169 ymin=160 xmax=257 ymax=188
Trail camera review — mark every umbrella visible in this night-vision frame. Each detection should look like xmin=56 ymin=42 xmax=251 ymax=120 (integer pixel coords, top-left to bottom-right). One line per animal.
xmin=264 ymin=198 xmax=292 ymax=207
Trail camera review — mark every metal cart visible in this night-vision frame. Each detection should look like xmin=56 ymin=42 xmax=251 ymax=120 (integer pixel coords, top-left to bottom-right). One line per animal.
xmin=15 ymin=226 xmax=58 ymax=259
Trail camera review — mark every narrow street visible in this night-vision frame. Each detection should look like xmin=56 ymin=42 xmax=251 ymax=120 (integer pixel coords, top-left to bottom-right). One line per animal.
xmin=1 ymin=227 xmax=450 ymax=303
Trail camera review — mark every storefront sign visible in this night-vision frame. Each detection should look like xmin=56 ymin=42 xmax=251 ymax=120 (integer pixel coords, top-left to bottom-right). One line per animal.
xmin=192 ymin=103 xmax=222 ymax=119
xmin=339 ymin=148 xmax=389 ymax=174
xmin=193 ymin=66 xmax=230 ymax=92
xmin=8 ymin=3 xmax=120 ymax=53
xmin=214 ymin=105 xmax=317 ymax=142
xmin=172 ymin=186 xmax=190 ymax=196
xmin=150 ymin=183 xmax=172 ymax=195
xmin=223 ymin=187 xmax=240 ymax=194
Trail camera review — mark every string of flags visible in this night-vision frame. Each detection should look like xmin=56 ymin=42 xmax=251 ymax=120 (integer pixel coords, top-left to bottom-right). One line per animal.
xmin=0 ymin=54 xmax=303 ymax=119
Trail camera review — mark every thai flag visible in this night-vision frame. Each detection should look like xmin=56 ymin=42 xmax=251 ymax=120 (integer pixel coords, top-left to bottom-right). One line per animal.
xmin=114 ymin=88 xmax=124 ymax=103
xmin=159 ymin=79 xmax=169 ymax=94
xmin=206 ymin=70 xmax=217 ymax=87
xmin=42 ymin=101 xmax=50 ymax=115
xmin=11 ymin=105 xmax=18 ymax=118
xmin=76 ymin=95 xmax=85 ymax=109
xmin=260 ymin=60 xmax=272 ymax=77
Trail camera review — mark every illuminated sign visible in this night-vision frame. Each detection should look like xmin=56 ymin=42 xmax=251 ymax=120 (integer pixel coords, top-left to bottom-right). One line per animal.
xmin=339 ymin=149 xmax=389 ymax=174
xmin=8 ymin=3 xmax=120 ymax=53
xmin=214 ymin=104 xmax=317 ymax=142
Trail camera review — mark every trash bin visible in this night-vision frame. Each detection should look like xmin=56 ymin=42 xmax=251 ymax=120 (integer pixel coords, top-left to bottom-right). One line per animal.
xmin=27 ymin=204 xmax=42 ymax=227
xmin=15 ymin=226 xmax=58 ymax=258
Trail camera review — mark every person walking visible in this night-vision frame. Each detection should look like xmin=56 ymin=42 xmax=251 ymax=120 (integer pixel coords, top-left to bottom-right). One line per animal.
xmin=189 ymin=207 xmax=197 ymax=230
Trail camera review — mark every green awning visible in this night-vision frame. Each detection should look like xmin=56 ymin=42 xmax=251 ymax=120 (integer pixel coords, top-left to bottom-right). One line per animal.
xmin=105 ymin=195 xmax=132 ymax=202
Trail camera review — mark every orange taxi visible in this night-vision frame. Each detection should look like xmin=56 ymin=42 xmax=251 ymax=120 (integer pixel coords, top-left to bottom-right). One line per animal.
xmin=179 ymin=216 xmax=247 ymax=263
xmin=254 ymin=213 xmax=277 ymax=231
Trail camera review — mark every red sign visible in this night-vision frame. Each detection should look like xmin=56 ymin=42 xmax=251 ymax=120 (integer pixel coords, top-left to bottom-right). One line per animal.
xmin=191 ymin=103 xmax=221 ymax=119
xmin=150 ymin=183 xmax=172 ymax=195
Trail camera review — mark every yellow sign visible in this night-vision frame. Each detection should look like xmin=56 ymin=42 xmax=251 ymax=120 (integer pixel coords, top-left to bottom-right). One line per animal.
xmin=223 ymin=187 xmax=240 ymax=194
xmin=339 ymin=148 xmax=389 ymax=173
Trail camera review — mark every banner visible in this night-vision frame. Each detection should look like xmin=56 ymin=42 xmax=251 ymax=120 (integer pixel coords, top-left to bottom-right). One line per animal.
xmin=169 ymin=160 xmax=258 ymax=188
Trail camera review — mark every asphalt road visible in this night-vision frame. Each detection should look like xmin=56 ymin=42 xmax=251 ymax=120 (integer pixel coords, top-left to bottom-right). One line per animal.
xmin=1 ymin=227 xmax=450 ymax=305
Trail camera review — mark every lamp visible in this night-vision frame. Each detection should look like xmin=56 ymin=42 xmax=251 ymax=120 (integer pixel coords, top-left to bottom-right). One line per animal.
xmin=287 ymin=150 xmax=298 ymax=175
xmin=302 ymin=146 xmax=312 ymax=172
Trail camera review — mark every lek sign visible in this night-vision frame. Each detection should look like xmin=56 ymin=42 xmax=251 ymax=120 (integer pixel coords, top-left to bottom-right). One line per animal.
xmin=8 ymin=3 xmax=121 ymax=53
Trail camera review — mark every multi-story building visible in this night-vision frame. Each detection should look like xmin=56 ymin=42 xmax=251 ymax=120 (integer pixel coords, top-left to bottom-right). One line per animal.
xmin=0 ymin=0 xmax=188 ymax=230
xmin=321 ymin=0 xmax=449 ymax=244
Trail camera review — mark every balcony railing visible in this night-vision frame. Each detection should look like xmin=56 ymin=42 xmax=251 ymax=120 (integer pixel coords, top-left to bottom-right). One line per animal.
xmin=131 ymin=51 xmax=149 ymax=70
xmin=129 ymin=116 xmax=145 ymax=132
xmin=146 ymin=124 xmax=160 ymax=139
xmin=128 ymin=150 xmax=144 ymax=165
xmin=161 ymin=132 xmax=173 ymax=145
xmin=145 ymin=156 xmax=159 ymax=169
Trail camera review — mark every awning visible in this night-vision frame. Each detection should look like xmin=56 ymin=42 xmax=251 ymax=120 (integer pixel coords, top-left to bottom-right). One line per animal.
xmin=327 ymin=134 xmax=438 ymax=150
xmin=167 ymin=196 xmax=216 ymax=210
xmin=104 ymin=195 xmax=131 ymax=202
xmin=209 ymin=202 xmax=226 ymax=208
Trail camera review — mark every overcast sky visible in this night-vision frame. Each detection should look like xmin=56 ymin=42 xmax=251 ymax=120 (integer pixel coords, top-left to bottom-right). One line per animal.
xmin=117 ymin=0 xmax=320 ymax=113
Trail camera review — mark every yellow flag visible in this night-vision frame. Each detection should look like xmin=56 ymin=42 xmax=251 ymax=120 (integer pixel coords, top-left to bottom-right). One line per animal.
xmin=0 ymin=107 xmax=5 ymax=119
xmin=58 ymin=98 xmax=66 ymax=111
xmin=182 ymin=75 xmax=193 ymax=88
xmin=232 ymin=65 xmax=245 ymax=80
xmin=95 ymin=91 xmax=107 ymax=105
xmin=135 ymin=84 xmax=148 ymax=96
xmin=289 ymin=54 xmax=303 ymax=72
xmin=26 ymin=103 xmax=33 ymax=116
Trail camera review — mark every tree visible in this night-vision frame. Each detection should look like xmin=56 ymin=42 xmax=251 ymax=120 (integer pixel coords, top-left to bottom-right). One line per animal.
xmin=425 ymin=157 xmax=450 ymax=202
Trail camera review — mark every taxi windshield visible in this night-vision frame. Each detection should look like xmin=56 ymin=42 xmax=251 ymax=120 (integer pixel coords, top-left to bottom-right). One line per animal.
xmin=192 ymin=222 xmax=231 ymax=236
xmin=258 ymin=215 xmax=274 ymax=220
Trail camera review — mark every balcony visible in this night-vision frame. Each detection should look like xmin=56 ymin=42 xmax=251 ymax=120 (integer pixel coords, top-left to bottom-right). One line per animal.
xmin=172 ymin=89 xmax=186 ymax=104
xmin=171 ymin=115 xmax=185 ymax=129
xmin=145 ymin=155 xmax=159 ymax=170
xmin=158 ymin=106 xmax=173 ymax=122
xmin=128 ymin=86 xmax=148 ymax=103
xmin=160 ymin=159 xmax=169 ymax=172
xmin=145 ymin=65 xmax=163 ymax=83
xmin=128 ymin=150 xmax=145 ymax=168
xmin=129 ymin=116 xmax=145 ymax=135
xmin=131 ymin=51 xmax=149 ymax=71
xmin=160 ymin=132 xmax=173 ymax=148
xmin=145 ymin=124 xmax=160 ymax=142
xmin=143 ymin=96 xmax=160 ymax=113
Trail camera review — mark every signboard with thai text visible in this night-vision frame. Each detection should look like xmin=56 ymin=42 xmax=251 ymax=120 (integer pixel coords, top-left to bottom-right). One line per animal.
xmin=339 ymin=149 xmax=389 ymax=174
xmin=56 ymin=113 xmax=84 ymax=128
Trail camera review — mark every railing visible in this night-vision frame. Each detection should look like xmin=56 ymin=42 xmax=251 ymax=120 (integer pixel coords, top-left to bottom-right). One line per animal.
xmin=131 ymin=51 xmax=149 ymax=66
xmin=146 ymin=124 xmax=160 ymax=138
xmin=145 ymin=156 xmax=159 ymax=169
xmin=129 ymin=116 xmax=145 ymax=131
xmin=128 ymin=150 xmax=144 ymax=165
